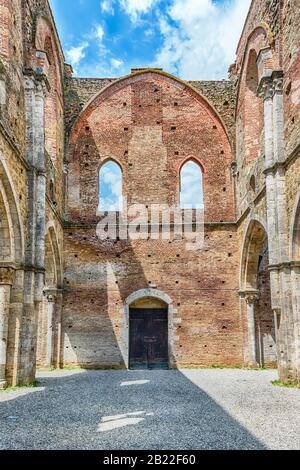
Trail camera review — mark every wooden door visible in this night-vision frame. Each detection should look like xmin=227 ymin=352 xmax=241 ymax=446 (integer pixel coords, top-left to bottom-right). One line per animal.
xmin=129 ymin=308 xmax=168 ymax=369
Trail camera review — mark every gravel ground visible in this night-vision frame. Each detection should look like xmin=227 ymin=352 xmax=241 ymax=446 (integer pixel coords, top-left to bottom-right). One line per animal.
xmin=0 ymin=369 xmax=299 ymax=450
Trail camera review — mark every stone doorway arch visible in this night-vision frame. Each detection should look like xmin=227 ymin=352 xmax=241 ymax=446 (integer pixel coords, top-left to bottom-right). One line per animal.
xmin=290 ymin=189 xmax=300 ymax=381
xmin=240 ymin=218 xmax=276 ymax=368
xmin=122 ymin=289 xmax=178 ymax=369
xmin=0 ymin=158 xmax=24 ymax=388
xmin=36 ymin=223 xmax=62 ymax=369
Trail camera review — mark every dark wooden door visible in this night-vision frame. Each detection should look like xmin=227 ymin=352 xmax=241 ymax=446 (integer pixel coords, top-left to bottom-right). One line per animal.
xmin=129 ymin=308 xmax=168 ymax=370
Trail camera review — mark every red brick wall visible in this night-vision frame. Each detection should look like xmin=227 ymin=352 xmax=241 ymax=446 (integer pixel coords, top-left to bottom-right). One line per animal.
xmin=63 ymin=72 xmax=243 ymax=368
xmin=282 ymin=0 xmax=300 ymax=158
xmin=256 ymin=242 xmax=277 ymax=367
xmin=68 ymin=72 xmax=235 ymax=224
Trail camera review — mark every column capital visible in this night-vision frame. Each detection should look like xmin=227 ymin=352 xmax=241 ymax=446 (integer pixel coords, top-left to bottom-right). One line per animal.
xmin=0 ymin=267 xmax=15 ymax=286
xmin=258 ymin=70 xmax=284 ymax=100
xmin=230 ymin=161 xmax=238 ymax=178
xmin=23 ymin=70 xmax=49 ymax=96
xmin=35 ymin=79 xmax=48 ymax=98
xmin=44 ymin=289 xmax=57 ymax=302
xmin=239 ymin=289 xmax=260 ymax=305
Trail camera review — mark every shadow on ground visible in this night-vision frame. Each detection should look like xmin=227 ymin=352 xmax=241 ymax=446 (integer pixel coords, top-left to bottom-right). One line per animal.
xmin=0 ymin=369 xmax=270 ymax=450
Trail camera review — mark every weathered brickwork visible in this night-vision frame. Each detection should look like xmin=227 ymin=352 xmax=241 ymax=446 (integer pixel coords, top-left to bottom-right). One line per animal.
xmin=0 ymin=0 xmax=65 ymax=386
xmin=67 ymin=73 xmax=235 ymax=222
xmin=0 ymin=0 xmax=300 ymax=386
xmin=63 ymin=226 xmax=241 ymax=368
xmin=236 ymin=0 xmax=300 ymax=383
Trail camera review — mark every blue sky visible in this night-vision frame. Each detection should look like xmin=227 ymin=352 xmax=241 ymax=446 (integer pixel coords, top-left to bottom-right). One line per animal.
xmin=180 ymin=161 xmax=204 ymax=209
xmin=99 ymin=161 xmax=123 ymax=212
xmin=98 ymin=160 xmax=203 ymax=211
xmin=49 ymin=0 xmax=251 ymax=80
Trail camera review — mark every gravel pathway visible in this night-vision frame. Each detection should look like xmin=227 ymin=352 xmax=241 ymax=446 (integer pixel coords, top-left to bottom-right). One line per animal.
xmin=0 ymin=369 xmax=299 ymax=450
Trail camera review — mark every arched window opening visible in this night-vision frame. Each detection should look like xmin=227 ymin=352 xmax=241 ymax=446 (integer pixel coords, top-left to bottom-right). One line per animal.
xmin=99 ymin=161 xmax=123 ymax=212
xmin=180 ymin=160 xmax=204 ymax=209
xmin=244 ymin=50 xmax=263 ymax=165
xmin=250 ymin=175 xmax=256 ymax=194
xmin=292 ymin=199 xmax=300 ymax=260
xmin=44 ymin=36 xmax=59 ymax=162
xmin=241 ymin=221 xmax=276 ymax=368
xmin=49 ymin=179 xmax=55 ymax=203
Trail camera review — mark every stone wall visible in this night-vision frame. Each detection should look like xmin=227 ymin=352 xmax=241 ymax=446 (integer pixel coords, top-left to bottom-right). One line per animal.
xmin=63 ymin=71 xmax=242 ymax=368
xmin=0 ymin=0 xmax=300 ymax=384
xmin=63 ymin=225 xmax=242 ymax=368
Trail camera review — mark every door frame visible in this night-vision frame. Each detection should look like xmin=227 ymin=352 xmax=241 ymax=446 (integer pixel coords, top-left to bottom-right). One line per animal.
xmin=123 ymin=289 xmax=180 ymax=369
xmin=128 ymin=307 xmax=169 ymax=370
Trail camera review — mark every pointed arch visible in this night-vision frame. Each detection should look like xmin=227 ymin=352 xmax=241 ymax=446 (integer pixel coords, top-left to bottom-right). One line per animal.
xmin=99 ymin=159 xmax=123 ymax=212
xmin=44 ymin=222 xmax=63 ymax=288
xmin=68 ymin=69 xmax=232 ymax=163
xmin=290 ymin=187 xmax=300 ymax=260
xmin=235 ymin=22 xmax=279 ymax=119
xmin=243 ymin=49 xmax=264 ymax=165
xmin=179 ymin=159 xmax=204 ymax=209
xmin=43 ymin=35 xmax=60 ymax=161
xmin=0 ymin=157 xmax=24 ymax=264
xmin=240 ymin=216 xmax=277 ymax=367
xmin=240 ymin=216 xmax=268 ymax=290
xmin=33 ymin=13 xmax=64 ymax=83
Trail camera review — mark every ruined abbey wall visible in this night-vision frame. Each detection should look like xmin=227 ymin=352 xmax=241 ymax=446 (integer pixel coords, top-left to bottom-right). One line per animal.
xmin=0 ymin=0 xmax=299 ymax=385
xmin=63 ymin=72 xmax=241 ymax=368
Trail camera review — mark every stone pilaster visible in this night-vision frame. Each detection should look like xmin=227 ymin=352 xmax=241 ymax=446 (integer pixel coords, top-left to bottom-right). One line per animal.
xmin=0 ymin=267 xmax=15 ymax=388
xmin=240 ymin=290 xmax=260 ymax=367
xmin=18 ymin=74 xmax=48 ymax=385
xmin=52 ymin=290 xmax=63 ymax=369
xmin=259 ymin=70 xmax=299 ymax=383
xmin=290 ymin=263 xmax=300 ymax=383
xmin=34 ymin=80 xmax=47 ymax=306
xmin=44 ymin=290 xmax=57 ymax=367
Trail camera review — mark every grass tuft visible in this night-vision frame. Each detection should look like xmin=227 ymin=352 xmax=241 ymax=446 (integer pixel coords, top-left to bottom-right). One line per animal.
xmin=0 ymin=381 xmax=40 ymax=393
xmin=271 ymin=380 xmax=300 ymax=389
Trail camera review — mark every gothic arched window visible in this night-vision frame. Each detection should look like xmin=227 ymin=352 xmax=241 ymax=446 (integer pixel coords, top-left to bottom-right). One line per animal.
xmin=180 ymin=160 xmax=204 ymax=209
xmin=244 ymin=49 xmax=263 ymax=165
xmin=99 ymin=160 xmax=123 ymax=212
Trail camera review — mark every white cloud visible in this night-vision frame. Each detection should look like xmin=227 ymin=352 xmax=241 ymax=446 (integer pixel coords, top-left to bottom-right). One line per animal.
xmin=92 ymin=24 xmax=110 ymax=59
xmin=100 ymin=162 xmax=123 ymax=211
xmin=66 ymin=42 xmax=88 ymax=72
xmin=180 ymin=161 xmax=204 ymax=209
xmin=119 ymin=0 xmax=159 ymax=22
xmin=110 ymin=58 xmax=124 ymax=69
xmin=101 ymin=0 xmax=115 ymax=14
xmin=94 ymin=24 xmax=105 ymax=42
xmin=155 ymin=0 xmax=251 ymax=80
xmin=144 ymin=28 xmax=154 ymax=38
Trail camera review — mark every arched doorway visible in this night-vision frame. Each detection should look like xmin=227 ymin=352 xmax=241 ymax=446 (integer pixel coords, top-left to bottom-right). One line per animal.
xmin=290 ymin=189 xmax=300 ymax=382
xmin=36 ymin=224 xmax=62 ymax=368
xmin=256 ymin=239 xmax=277 ymax=367
xmin=125 ymin=290 xmax=175 ymax=370
xmin=129 ymin=297 xmax=168 ymax=370
xmin=0 ymin=159 xmax=24 ymax=387
xmin=240 ymin=218 xmax=277 ymax=367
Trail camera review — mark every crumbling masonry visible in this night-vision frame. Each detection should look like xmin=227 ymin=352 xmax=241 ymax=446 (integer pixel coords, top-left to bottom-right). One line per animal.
xmin=0 ymin=0 xmax=300 ymax=386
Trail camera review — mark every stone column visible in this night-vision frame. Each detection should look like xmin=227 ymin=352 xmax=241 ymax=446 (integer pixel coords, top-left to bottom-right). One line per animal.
xmin=240 ymin=290 xmax=260 ymax=367
xmin=260 ymin=76 xmax=280 ymax=304
xmin=19 ymin=74 xmax=48 ymax=385
xmin=52 ymin=290 xmax=63 ymax=369
xmin=259 ymin=71 xmax=298 ymax=383
xmin=0 ymin=267 xmax=15 ymax=388
xmin=34 ymin=79 xmax=47 ymax=305
xmin=291 ymin=264 xmax=300 ymax=382
xmin=45 ymin=293 xmax=55 ymax=366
